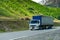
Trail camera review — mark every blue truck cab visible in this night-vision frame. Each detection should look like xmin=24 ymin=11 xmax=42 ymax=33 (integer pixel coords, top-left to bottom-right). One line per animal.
xmin=29 ymin=16 xmax=41 ymax=30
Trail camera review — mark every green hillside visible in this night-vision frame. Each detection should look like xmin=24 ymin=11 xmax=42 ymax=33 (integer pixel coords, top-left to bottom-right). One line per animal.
xmin=0 ymin=0 xmax=60 ymax=19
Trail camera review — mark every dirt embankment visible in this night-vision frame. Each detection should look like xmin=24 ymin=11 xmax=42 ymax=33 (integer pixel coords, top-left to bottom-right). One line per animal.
xmin=0 ymin=20 xmax=29 ymax=32
xmin=54 ymin=20 xmax=60 ymax=26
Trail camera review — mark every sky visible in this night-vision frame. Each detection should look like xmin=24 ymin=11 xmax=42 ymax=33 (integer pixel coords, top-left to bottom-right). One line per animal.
xmin=32 ymin=0 xmax=41 ymax=3
xmin=32 ymin=0 xmax=45 ymax=5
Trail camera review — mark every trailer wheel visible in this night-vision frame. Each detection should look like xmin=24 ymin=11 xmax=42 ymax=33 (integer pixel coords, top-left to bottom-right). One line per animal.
xmin=48 ymin=25 xmax=53 ymax=29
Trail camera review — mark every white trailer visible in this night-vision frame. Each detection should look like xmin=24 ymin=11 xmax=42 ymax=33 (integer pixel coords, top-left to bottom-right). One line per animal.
xmin=41 ymin=16 xmax=53 ymax=25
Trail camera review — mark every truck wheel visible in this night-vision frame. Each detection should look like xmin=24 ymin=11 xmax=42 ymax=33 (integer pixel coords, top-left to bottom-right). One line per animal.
xmin=39 ymin=26 xmax=43 ymax=30
xmin=31 ymin=27 xmax=34 ymax=30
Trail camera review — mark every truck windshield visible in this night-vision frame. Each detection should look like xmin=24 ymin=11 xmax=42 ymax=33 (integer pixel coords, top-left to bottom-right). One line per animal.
xmin=30 ymin=20 xmax=39 ymax=24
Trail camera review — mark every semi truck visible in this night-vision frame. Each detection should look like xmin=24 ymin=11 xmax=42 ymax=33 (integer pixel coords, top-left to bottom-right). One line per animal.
xmin=29 ymin=15 xmax=54 ymax=30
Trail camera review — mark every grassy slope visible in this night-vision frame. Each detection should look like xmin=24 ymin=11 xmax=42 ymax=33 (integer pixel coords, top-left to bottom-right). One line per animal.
xmin=0 ymin=0 xmax=60 ymax=19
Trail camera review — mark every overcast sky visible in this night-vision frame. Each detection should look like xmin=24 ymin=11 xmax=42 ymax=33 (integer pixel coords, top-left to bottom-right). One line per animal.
xmin=32 ymin=0 xmax=41 ymax=3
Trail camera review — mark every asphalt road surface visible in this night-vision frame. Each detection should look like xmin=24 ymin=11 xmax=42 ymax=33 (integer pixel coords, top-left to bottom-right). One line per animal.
xmin=0 ymin=26 xmax=60 ymax=40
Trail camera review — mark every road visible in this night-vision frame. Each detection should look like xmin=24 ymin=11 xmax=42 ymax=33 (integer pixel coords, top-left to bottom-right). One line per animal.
xmin=0 ymin=26 xmax=60 ymax=40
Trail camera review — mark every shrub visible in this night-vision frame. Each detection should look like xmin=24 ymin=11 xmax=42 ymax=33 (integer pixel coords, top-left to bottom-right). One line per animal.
xmin=20 ymin=18 xmax=25 ymax=20
xmin=57 ymin=16 xmax=60 ymax=20
xmin=28 ymin=8 xmax=34 ymax=10
xmin=25 ymin=17 xmax=30 ymax=20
